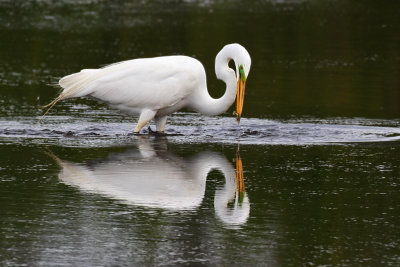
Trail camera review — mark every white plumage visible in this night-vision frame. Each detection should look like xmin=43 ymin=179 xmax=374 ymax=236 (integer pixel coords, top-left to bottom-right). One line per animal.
xmin=44 ymin=43 xmax=251 ymax=133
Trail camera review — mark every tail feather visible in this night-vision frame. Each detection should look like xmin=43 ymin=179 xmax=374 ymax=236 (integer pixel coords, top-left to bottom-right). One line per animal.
xmin=40 ymin=69 xmax=100 ymax=120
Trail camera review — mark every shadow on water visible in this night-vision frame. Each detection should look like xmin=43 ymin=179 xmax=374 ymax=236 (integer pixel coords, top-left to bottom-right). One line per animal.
xmin=45 ymin=136 xmax=250 ymax=229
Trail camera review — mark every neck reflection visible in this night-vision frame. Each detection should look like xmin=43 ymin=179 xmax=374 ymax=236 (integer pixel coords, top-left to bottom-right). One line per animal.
xmin=49 ymin=137 xmax=250 ymax=227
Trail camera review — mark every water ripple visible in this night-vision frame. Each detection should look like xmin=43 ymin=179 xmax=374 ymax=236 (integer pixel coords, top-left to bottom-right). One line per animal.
xmin=0 ymin=113 xmax=399 ymax=147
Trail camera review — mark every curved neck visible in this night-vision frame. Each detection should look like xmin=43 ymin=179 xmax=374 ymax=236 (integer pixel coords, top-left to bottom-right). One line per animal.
xmin=192 ymin=47 xmax=237 ymax=116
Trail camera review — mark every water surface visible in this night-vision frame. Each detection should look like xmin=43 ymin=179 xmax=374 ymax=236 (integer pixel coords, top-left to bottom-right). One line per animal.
xmin=0 ymin=0 xmax=399 ymax=266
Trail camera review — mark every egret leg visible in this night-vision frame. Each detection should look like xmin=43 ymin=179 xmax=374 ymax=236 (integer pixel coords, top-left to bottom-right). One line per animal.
xmin=155 ymin=116 xmax=168 ymax=133
xmin=134 ymin=109 xmax=157 ymax=133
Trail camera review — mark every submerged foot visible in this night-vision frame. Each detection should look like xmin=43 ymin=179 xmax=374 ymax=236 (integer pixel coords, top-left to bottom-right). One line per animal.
xmin=148 ymin=126 xmax=166 ymax=136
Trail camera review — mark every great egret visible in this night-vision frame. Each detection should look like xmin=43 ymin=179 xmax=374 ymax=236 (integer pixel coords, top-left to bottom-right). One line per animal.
xmin=44 ymin=43 xmax=251 ymax=133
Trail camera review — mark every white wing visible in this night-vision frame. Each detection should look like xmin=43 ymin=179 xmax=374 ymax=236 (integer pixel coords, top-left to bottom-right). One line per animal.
xmin=58 ymin=56 xmax=205 ymax=112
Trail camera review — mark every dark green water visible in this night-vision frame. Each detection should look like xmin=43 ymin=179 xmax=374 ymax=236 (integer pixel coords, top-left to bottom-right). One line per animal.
xmin=1 ymin=0 xmax=399 ymax=266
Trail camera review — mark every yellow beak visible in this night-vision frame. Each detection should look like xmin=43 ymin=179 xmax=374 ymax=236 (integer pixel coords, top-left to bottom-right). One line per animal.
xmin=236 ymin=76 xmax=246 ymax=123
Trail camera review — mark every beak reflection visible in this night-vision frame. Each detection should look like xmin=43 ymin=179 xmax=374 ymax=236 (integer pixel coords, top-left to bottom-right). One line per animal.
xmin=236 ymin=149 xmax=245 ymax=203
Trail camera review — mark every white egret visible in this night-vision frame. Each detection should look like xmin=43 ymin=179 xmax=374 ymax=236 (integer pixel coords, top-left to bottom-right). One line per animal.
xmin=44 ymin=43 xmax=251 ymax=133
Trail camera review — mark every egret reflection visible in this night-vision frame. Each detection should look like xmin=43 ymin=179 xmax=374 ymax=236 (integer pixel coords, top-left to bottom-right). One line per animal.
xmin=48 ymin=137 xmax=249 ymax=227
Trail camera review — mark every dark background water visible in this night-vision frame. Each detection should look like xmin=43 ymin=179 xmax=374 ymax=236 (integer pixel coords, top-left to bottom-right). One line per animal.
xmin=0 ymin=0 xmax=399 ymax=266
xmin=0 ymin=0 xmax=399 ymax=119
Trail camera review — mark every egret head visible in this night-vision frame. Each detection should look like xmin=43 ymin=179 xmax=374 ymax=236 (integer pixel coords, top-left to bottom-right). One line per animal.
xmin=214 ymin=43 xmax=251 ymax=120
